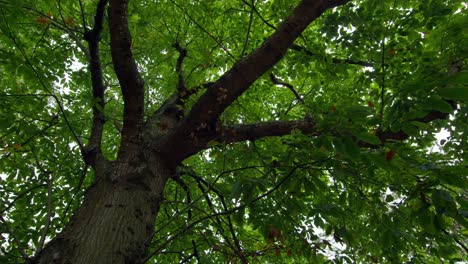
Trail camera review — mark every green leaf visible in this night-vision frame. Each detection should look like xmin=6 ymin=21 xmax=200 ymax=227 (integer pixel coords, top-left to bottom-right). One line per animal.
xmin=401 ymin=123 xmax=419 ymax=136
xmin=206 ymin=140 xmax=222 ymax=147
xmin=447 ymin=71 xmax=468 ymax=85
xmin=432 ymin=189 xmax=458 ymax=217
xmin=439 ymin=86 xmax=468 ymax=101
xmin=0 ymin=117 xmax=11 ymax=129
xmin=354 ymin=132 xmax=382 ymax=145
xmin=421 ymin=96 xmax=454 ymax=113
xmin=418 ymin=210 xmax=438 ymax=234
xmin=343 ymin=136 xmax=361 ymax=159
xmin=410 ymin=121 xmax=429 ymax=129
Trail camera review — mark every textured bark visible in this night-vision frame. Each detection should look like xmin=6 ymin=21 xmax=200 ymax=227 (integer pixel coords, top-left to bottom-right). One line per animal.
xmin=33 ymin=153 xmax=171 ymax=264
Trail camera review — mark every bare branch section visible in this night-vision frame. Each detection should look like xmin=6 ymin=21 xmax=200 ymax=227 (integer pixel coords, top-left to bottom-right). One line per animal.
xmin=213 ymin=108 xmax=451 ymax=151
xmin=217 ymin=119 xmax=317 ymax=145
xmin=82 ymin=0 xmax=108 ymax=169
xmin=173 ymin=42 xmax=187 ymax=93
xmin=109 ymin=0 xmax=145 ymax=155
xmin=167 ymin=0 xmax=350 ymax=161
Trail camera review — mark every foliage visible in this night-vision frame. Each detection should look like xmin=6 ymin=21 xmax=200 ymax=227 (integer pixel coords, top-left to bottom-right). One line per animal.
xmin=0 ymin=0 xmax=467 ymax=263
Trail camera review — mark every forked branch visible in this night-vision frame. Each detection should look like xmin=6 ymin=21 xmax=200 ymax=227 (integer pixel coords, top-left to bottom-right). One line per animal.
xmin=167 ymin=0 xmax=351 ymax=161
xmin=109 ymin=0 xmax=145 ymax=156
xmin=83 ymin=0 xmax=108 ymax=168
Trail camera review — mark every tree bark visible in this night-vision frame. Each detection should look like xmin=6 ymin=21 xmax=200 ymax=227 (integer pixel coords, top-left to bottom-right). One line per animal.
xmin=32 ymin=153 xmax=171 ymax=264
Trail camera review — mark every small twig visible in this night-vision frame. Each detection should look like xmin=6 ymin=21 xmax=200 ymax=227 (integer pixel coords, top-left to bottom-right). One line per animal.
xmin=188 ymin=170 xmax=248 ymax=263
xmin=241 ymin=0 xmax=276 ymax=30
xmin=379 ymin=39 xmax=385 ymax=128
xmin=290 ymin=44 xmax=373 ymax=67
xmin=443 ymin=229 xmax=468 ymax=253
xmin=78 ymin=0 xmax=87 ymax=31
xmin=171 ymin=173 xmax=192 ymax=220
xmin=0 ymin=184 xmax=47 ymax=214
xmin=241 ymin=0 xmax=255 ymax=57
xmin=38 ymin=173 xmax=54 ymax=251
xmin=191 ymin=240 xmax=201 ymax=263
xmin=168 ymin=0 xmax=235 ymax=59
xmin=146 ymin=164 xmax=304 ymax=261
xmin=270 ymin=73 xmax=304 ymax=104
xmin=173 ymin=42 xmax=187 ymax=92
xmin=0 ymin=215 xmax=30 ymax=261
xmin=60 ymin=163 xmax=89 ymax=226
xmin=0 ymin=8 xmax=85 ymax=153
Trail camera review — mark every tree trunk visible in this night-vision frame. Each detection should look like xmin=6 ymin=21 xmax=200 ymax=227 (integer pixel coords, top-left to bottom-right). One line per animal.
xmin=32 ymin=152 xmax=172 ymax=264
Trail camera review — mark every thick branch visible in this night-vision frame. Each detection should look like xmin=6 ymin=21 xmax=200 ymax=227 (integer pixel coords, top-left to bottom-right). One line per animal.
xmin=218 ymin=119 xmax=317 ymax=145
xmin=173 ymin=42 xmax=187 ymax=92
xmin=215 ymin=109 xmax=452 ymax=151
xmin=83 ymin=0 xmax=108 ymax=168
xmin=189 ymin=0 xmax=349 ymax=124
xmin=109 ymin=0 xmax=145 ymax=153
xmin=167 ymin=0 xmax=350 ymax=161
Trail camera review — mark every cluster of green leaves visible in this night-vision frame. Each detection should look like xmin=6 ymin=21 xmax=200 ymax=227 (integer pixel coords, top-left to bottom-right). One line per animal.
xmin=0 ymin=0 xmax=466 ymax=263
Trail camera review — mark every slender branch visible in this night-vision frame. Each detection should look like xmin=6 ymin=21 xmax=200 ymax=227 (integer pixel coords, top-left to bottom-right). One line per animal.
xmin=373 ymin=59 xmax=463 ymax=145
xmin=0 ymin=185 xmax=47 ymax=214
xmin=443 ymin=229 xmax=468 ymax=253
xmin=270 ymin=73 xmax=304 ymax=104
xmin=78 ymin=0 xmax=87 ymax=31
xmin=20 ymin=5 xmax=88 ymax=56
xmin=173 ymin=42 xmax=187 ymax=93
xmin=19 ymin=115 xmax=58 ymax=148
xmin=59 ymin=164 xmax=89 ymax=226
xmin=171 ymin=174 xmax=192 ymax=220
xmin=0 ymin=215 xmax=30 ymax=261
xmin=0 ymin=7 xmax=84 ymax=154
xmin=0 ymin=93 xmax=50 ymax=97
xmin=185 ymin=168 xmax=247 ymax=263
xmin=239 ymin=1 xmax=372 ymax=67
xmin=147 ymin=164 xmax=303 ymax=260
xmin=166 ymin=0 xmax=351 ymax=162
xmin=191 ymin=240 xmax=201 ymax=263
xmin=149 ymin=164 xmax=269 ymax=248
xmin=290 ymin=44 xmax=373 ymax=67
xmin=82 ymin=0 xmax=109 ymax=168
xmin=379 ymin=39 xmax=386 ymax=128
xmin=168 ymin=0 xmax=234 ymax=59
xmin=241 ymin=0 xmax=255 ymax=57
xmin=189 ymin=176 xmax=239 ymax=254
xmin=241 ymin=0 xmax=276 ymax=30
xmin=109 ymin=0 xmax=145 ymax=157
xmin=38 ymin=173 xmax=54 ymax=251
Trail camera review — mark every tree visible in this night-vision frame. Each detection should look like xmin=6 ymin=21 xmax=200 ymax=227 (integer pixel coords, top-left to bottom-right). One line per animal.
xmin=0 ymin=0 xmax=466 ymax=262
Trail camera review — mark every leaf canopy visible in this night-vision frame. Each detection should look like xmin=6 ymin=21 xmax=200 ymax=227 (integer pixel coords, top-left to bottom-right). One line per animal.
xmin=0 ymin=0 xmax=467 ymax=263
